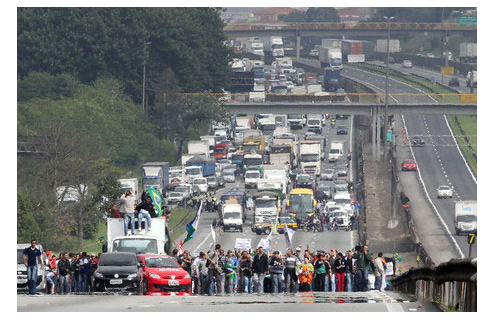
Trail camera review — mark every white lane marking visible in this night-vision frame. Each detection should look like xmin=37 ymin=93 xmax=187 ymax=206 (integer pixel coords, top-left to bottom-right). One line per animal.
xmin=193 ymin=229 xmax=215 ymax=253
xmin=385 ymin=302 xmax=405 ymax=312
xmin=401 ymin=115 xmax=465 ymax=258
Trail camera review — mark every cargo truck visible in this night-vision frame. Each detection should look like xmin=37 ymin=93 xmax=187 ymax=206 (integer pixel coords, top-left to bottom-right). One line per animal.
xmin=200 ymin=135 xmax=216 ymax=155
xmin=168 ymin=167 xmax=184 ymax=187
xmin=253 ymin=191 xmax=280 ymax=226
xmin=323 ymin=68 xmax=340 ymax=92
xmin=246 ymin=40 xmax=264 ymax=56
xmin=454 ymin=201 xmax=477 ymax=235
xmin=459 ymin=43 xmax=477 ymax=63
xmin=185 ymin=155 xmax=216 ymax=178
xmin=375 ymin=39 xmax=401 ymax=53
xmin=319 ymin=47 xmax=343 ymax=69
xmin=187 ymin=140 xmax=210 ymax=157
xmin=141 ymin=162 xmax=169 ymax=196
xmin=299 ymin=141 xmax=321 ymax=175
xmin=222 ymin=200 xmax=244 ymax=232
xmin=307 ymin=114 xmax=323 ymax=134
xmin=263 ymin=36 xmax=284 ymax=58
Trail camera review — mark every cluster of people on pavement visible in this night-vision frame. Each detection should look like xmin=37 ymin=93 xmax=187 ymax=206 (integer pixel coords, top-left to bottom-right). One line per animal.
xmin=176 ymin=243 xmax=387 ymax=295
xmin=22 ymin=240 xmax=100 ymax=295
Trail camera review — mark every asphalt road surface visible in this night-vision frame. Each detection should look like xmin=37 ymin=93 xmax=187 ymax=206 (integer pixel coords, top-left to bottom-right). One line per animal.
xmin=177 ymin=115 xmax=357 ymax=256
xmin=17 ymin=291 xmax=441 ymax=312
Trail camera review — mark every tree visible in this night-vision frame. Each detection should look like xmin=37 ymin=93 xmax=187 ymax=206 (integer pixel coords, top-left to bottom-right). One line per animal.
xmin=17 ymin=189 xmax=40 ymax=243
xmin=284 ymin=7 xmax=340 ymax=23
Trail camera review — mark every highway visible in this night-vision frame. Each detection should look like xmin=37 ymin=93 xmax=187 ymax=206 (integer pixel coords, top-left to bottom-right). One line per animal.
xmin=177 ymin=115 xmax=357 ymax=256
xmin=299 ymin=58 xmax=476 ymax=261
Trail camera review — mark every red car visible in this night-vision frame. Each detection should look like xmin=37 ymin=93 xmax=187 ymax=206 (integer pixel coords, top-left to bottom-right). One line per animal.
xmin=137 ymin=254 xmax=191 ymax=295
xmin=401 ymin=159 xmax=418 ymax=171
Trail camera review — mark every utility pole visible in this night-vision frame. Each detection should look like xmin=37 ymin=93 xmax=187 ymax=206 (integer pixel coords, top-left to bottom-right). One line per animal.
xmin=383 ymin=16 xmax=394 ymax=162
xmin=142 ymin=41 xmax=152 ymax=112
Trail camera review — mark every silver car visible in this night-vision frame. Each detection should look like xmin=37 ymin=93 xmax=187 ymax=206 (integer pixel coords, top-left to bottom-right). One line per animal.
xmin=437 ymin=185 xmax=453 ymax=198
xmin=321 ymin=169 xmax=335 ymax=181
xmin=222 ymin=169 xmax=236 ymax=183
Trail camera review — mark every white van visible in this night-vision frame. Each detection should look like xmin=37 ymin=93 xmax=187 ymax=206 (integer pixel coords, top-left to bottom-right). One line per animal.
xmin=193 ymin=177 xmax=208 ymax=194
xmin=328 ymin=142 xmax=344 ymax=162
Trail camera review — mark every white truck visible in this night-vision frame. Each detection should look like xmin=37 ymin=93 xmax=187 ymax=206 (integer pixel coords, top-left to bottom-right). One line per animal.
xmin=328 ymin=141 xmax=344 ymax=162
xmin=253 ymin=191 xmax=280 ymax=224
xmin=263 ymin=36 xmax=284 ymax=58
xmin=274 ymin=115 xmax=287 ymax=127
xmin=105 ymin=217 xmax=170 ymax=254
xmin=459 ymin=43 xmax=477 ymax=63
xmin=185 ymin=165 xmax=203 ymax=183
xmin=287 ymin=114 xmax=306 ymax=129
xmin=319 ymin=47 xmax=343 ymax=69
xmin=181 ymin=154 xmax=196 ymax=166
xmin=263 ymin=165 xmax=289 ymax=196
xmin=188 ymin=140 xmax=210 ymax=157
xmin=244 ymin=170 xmax=261 ymax=188
xmin=299 ymin=140 xmax=321 ymax=176
xmin=259 ymin=115 xmax=276 ymax=135
xmin=200 ymin=135 xmax=216 ymax=155
xmin=249 ymin=91 xmax=266 ymax=103
xmin=307 ymin=114 xmax=323 ymax=134
xmin=454 ymin=201 xmax=477 ymax=235
xmin=246 ymin=39 xmax=264 ymax=55
xmin=222 ymin=201 xmax=244 ymax=232
xmin=375 ymin=39 xmax=401 ymax=53
xmin=275 ymin=57 xmax=293 ymax=74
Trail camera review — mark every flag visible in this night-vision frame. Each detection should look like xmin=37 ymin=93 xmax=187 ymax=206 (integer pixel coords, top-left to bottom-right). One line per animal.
xmin=284 ymin=224 xmax=295 ymax=249
xmin=184 ymin=201 xmax=203 ymax=244
xmin=147 ymin=187 xmax=163 ymax=217
xmin=210 ymin=224 xmax=216 ymax=244
xmin=96 ymin=236 xmax=105 ymax=245
xmin=177 ymin=240 xmax=184 ymax=255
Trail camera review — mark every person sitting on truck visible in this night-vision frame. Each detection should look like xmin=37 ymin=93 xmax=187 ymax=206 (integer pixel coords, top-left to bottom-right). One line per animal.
xmin=136 ymin=196 xmax=157 ymax=232
xmin=120 ymin=190 xmax=136 ymax=236
xmin=108 ymin=204 xmax=122 ymax=218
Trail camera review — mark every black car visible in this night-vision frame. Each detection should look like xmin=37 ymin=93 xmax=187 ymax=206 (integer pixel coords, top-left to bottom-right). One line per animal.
xmin=295 ymin=174 xmax=315 ymax=190
xmin=448 ymin=77 xmax=460 ymax=87
xmin=384 ymin=57 xmax=395 ymax=64
xmin=411 ymin=135 xmax=425 ymax=147
xmin=317 ymin=185 xmax=333 ymax=199
xmin=92 ymin=252 xmax=142 ymax=293
xmin=335 ymin=114 xmax=348 ymax=120
xmin=337 ymin=125 xmax=348 ymax=135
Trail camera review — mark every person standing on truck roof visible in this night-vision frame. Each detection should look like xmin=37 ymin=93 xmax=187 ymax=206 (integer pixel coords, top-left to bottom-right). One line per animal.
xmin=120 ymin=190 xmax=136 ymax=236
xmin=136 ymin=195 xmax=157 ymax=232
xmin=22 ymin=239 xmax=43 ymax=295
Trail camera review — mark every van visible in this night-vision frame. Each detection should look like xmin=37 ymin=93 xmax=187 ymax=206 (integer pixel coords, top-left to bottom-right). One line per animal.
xmin=307 ymin=114 xmax=323 ymax=134
xmin=328 ymin=142 xmax=344 ymax=162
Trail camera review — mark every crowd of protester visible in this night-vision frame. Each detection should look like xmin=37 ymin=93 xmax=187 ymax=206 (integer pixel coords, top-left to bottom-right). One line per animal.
xmin=175 ymin=243 xmax=387 ymax=295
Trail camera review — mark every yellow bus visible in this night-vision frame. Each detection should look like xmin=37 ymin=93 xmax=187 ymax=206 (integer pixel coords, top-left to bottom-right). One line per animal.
xmin=287 ymin=188 xmax=316 ymax=227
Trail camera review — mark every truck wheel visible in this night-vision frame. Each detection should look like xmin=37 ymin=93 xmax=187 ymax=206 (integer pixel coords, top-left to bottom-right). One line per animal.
xmin=264 ymin=228 xmax=271 ymax=235
xmin=240 ymin=226 xmax=243 ymax=233
xmin=455 ymin=229 xmax=460 ymax=235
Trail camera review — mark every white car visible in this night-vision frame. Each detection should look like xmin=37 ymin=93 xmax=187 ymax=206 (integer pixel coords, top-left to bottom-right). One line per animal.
xmin=167 ymin=192 xmax=185 ymax=204
xmin=402 ymin=60 xmax=412 ymax=68
xmin=309 ymin=49 xmax=319 ymax=56
xmin=244 ymin=170 xmax=261 ymax=188
xmin=437 ymin=185 xmax=453 ymax=198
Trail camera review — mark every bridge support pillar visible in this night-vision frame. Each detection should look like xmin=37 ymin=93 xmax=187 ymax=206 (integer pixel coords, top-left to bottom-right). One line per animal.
xmin=372 ymin=107 xmax=377 ymax=161
xmin=376 ymin=106 xmax=382 ymax=160
xmin=296 ymin=35 xmax=301 ymax=63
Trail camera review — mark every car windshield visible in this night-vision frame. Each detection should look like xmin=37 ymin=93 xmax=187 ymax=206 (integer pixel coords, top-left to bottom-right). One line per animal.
xmin=144 ymin=257 xmax=179 ymax=268
xmin=246 ymin=172 xmax=260 ymax=179
xmin=175 ymin=187 xmax=189 ymax=193
xmin=318 ymin=186 xmax=331 ymax=191
xmin=112 ymin=238 xmax=158 ymax=254
xmin=308 ymin=120 xmax=320 ymax=125
xmin=224 ymin=212 xmax=241 ymax=219
xmin=335 ymin=186 xmax=348 ymax=192
xmin=215 ymin=147 xmax=227 ymax=153
xmin=334 ymin=198 xmax=350 ymax=205
xmin=297 ymin=175 xmax=311 ymax=181
xmin=338 ymin=126 xmax=347 ymax=130
xmin=439 ymin=186 xmax=450 ymax=190
xmin=207 ymin=178 xmax=217 ymax=184
xmin=301 ymin=154 xmax=319 ymax=162
xmin=404 ymin=160 xmax=415 ymax=164
xmin=289 ymin=194 xmax=313 ymax=213
xmin=255 ymin=199 xmax=277 ymax=208
xmin=99 ymin=253 xmax=137 ymax=266
xmin=219 ymin=160 xmax=231 ymax=164
xmin=288 ymin=114 xmax=301 ymax=119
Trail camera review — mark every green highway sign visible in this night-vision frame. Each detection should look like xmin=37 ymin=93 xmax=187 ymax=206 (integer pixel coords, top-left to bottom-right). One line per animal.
xmin=458 ymin=16 xmax=477 ymax=24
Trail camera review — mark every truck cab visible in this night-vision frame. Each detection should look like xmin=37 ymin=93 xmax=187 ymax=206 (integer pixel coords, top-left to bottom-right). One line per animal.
xmin=307 ymin=114 xmax=323 ymax=134
xmin=243 ymin=153 xmax=263 ymax=174
xmin=185 ymin=165 xmax=203 ymax=183
xmin=454 ymin=201 xmax=477 ymax=235
xmin=245 ymin=170 xmax=261 ymax=188
xmin=142 ymin=162 xmax=169 ymax=196
xmin=105 ymin=218 xmax=170 ymax=255
xmin=253 ymin=191 xmax=280 ymax=224
xmin=214 ymin=143 xmax=229 ymax=159
xmin=299 ymin=140 xmax=321 ymax=175
xmin=328 ymin=142 xmax=344 ymax=162
xmin=287 ymin=114 xmax=306 ymax=129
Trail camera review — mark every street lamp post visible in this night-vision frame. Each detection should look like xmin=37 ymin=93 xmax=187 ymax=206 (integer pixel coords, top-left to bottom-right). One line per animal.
xmin=383 ymin=16 xmax=394 ymax=162
xmin=142 ymin=41 xmax=152 ymax=111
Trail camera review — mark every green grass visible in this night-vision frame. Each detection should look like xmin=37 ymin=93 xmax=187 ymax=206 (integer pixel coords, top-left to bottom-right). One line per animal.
xmin=446 ymin=116 xmax=477 ymax=176
xmin=168 ymin=207 xmax=196 ymax=243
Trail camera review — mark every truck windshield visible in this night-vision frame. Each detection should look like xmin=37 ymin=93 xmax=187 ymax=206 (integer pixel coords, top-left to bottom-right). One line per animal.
xmin=334 ymin=198 xmax=350 ymax=205
xmin=457 ymin=215 xmax=477 ymax=222
xmin=246 ymin=172 xmax=260 ymax=179
xmin=169 ymin=171 xmax=182 ymax=178
xmin=329 ymin=149 xmax=340 ymax=154
xmin=193 ymin=179 xmax=207 ymax=185
xmin=245 ymin=157 xmax=262 ymax=166
xmin=308 ymin=120 xmax=320 ymax=125
xmin=255 ymin=199 xmax=277 ymax=208
xmin=261 ymin=124 xmax=276 ymax=131
xmin=176 ymin=187 xmax=189 ymax=193
xmin=244 ymin=144 xmax=259 ymax=151
xmin=289 ymin=194 xmax=313 ymax=214
xmin=186 ymin=168 xmax=201 ymax=175
xmin=143 ymin=178 xmax=161 ymax=186
xmin=112 ymin=238 xmax=158 ymax=254
xmin=215 ymin=147 xmax=227 ymax=154
xmin=301 ymin=154 xmax=319 ymax=162
xmin=271 ymin=146 xmax=291 ymax=154
xmin=288 ymin=114 xmax=301 ymax=119
xmin=224 ymin=212 xmax=241 ymax=219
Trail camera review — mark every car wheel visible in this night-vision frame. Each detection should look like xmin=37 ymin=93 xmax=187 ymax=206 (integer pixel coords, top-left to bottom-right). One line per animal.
xmin=141 ymin=279 xmax=148 ymax=295
xmin=264 ymin=228 xmax=271 ymax=235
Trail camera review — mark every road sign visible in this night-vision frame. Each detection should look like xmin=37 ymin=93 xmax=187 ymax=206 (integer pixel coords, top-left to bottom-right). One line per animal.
xmin=461 ymin=93 xmax=477 ymax=103
xmin=468 ymin=233 xmax=476 ymax=244
xmin=458 ymin=16 xmax=477 ymax=24
xmin=441 ymin=66 xmax=454 ymax=75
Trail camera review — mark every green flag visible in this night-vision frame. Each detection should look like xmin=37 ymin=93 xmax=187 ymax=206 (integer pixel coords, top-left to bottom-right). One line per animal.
xmin=147 ymin=187 xmax=163 ymax=217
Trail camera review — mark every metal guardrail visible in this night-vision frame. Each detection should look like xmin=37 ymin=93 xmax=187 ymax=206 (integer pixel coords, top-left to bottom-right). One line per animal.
xmin=225 ymin=22 xmax=477 ymax=31
xmin=391 ymin=258 xmax=477 ymax=311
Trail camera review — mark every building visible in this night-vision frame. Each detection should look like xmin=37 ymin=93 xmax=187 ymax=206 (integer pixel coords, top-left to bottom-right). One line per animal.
xmin=253 ymin=7 xmax=304 ymax=22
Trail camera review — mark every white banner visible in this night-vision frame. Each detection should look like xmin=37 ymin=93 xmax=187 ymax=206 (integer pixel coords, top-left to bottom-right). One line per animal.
xmin=210 ymin=224 xmax=216 ymax=244
xmin=385 ymin=262 xmax=394 ymax=276
xmin=234 ymin=238 xmax=252 ymax=251
xmin=257 ymin=238 xmax=270 ymax=250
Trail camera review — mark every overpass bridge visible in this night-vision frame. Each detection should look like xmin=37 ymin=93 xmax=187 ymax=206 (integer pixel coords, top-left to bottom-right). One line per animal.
xmin=224 ymin=102 xmax=477 ymax=116
xmin=224 ymin=22 xmax=477 ymax=38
